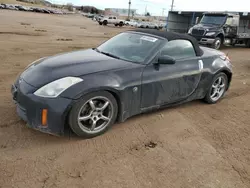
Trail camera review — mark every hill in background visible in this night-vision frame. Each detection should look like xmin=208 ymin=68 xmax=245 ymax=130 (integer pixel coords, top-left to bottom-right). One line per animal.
xmin=16 ymin=0 xmax=52 ymax=6
xmin=1 ymin=0 xmax=104 ymax=13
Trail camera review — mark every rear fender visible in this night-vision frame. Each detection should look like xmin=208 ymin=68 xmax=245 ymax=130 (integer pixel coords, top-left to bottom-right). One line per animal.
xmin=204 ymin=57 xmax=232 ymax=91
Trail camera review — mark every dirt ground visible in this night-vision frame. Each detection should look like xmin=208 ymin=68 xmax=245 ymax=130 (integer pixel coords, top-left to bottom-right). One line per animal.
xmin=0 ymin=10 xmax=250 ymax=188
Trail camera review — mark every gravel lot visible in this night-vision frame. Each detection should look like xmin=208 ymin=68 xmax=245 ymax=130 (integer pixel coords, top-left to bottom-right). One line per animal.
xmin=0 ymin=10 xmax=250 ymax=188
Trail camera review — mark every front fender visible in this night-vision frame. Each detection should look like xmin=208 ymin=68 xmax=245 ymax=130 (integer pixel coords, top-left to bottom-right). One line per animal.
xmin=61 ymin=74 xmax=122 ymax=100
xmin=61 ymin=71 xmax=143 ymax=122
xmin=215 ymin=30 xmax=225 ymax=39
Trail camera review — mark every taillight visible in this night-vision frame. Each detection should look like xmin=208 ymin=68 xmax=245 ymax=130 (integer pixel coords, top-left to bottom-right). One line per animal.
xmin=220 ymin=54 xmax=230 ymax=62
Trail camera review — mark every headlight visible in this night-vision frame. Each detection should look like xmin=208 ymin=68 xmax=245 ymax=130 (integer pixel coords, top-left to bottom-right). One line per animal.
xmin=188 ymin=28 xmax=193 ymax=34
xmin=34 ymin=77 xmax=83 ymax=98
xmin=205 ymin=32 xmax=216 ymax=36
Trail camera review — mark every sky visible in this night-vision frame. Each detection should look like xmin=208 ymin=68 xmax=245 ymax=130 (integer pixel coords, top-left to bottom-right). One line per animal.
xmin=50 ymin=0 xmax=250 ymax=16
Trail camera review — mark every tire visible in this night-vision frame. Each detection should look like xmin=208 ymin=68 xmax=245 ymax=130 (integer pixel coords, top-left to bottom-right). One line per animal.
xmin=69 ymin=91 xmax=118 ymax=138
xmin=246 ymin=40 xmax=250 ymax=48
xmin=115 ymin=24 xmax=118 ymax=27
xmin=103 ymin=20 xmax=108 ymax=26
xmin=212 ymin=37 xmax=222 ymax=50
xmin=203 ymin=72 xmax=228 ymax=104
xmin=99 ymin=22 xmax=102 ymax=25
xmin=119 ymin=22 xmax=123 ymax=27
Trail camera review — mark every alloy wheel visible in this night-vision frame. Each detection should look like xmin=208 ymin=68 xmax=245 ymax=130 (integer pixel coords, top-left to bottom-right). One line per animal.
xmin=210 ymin=76 xmax=226 ymax=102
xmin=215 ymin=39 xmax=221 ymax=50
xmin=77 ymin=96 xmax=113 ymax=134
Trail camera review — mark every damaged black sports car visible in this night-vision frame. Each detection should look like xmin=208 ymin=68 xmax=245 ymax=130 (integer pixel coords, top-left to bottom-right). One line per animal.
xmin=11 ymin=29 xmax=233 ymax=138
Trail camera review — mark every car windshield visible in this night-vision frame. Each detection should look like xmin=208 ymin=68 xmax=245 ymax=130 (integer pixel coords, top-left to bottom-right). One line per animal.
xmin=200 ymin=15 xmax=227 ymax=25
xmin=96 ymin=32 xmax=162 ymax=63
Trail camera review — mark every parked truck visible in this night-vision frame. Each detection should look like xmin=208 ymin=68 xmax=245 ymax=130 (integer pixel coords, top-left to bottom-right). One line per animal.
xmin=188 ymin=12 xmax=250 ymax=49
xmin=98 ymin=16 xmax=124 ymax=27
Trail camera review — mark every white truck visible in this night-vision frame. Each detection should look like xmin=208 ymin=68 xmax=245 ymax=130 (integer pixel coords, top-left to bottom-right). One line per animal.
xmin=99 ymin=16 xmax=124 ymax=27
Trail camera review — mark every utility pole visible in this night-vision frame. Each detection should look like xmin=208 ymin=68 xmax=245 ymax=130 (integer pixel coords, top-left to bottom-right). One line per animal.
xmin=162 ymin=8 xmax=166 ymax=16
xmin=170 ymin=0 xmax=174 ymax=11
xmin=128 ymin=0 xmax=131 ymax=19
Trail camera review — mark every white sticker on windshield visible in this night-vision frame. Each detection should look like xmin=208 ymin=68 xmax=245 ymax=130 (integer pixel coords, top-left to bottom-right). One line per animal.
xmin=140 ymin=36 xmax=158 ymax=42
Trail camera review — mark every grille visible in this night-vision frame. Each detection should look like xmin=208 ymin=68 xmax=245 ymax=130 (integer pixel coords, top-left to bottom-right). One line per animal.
xmin=192 ymin=29 xmax=205 ymax=36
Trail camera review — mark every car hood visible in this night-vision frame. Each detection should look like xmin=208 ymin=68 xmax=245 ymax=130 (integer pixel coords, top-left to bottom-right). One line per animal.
xmin=193 ymin=23 xmax=221 ymax=31
xmin=21 ymin=49 xmax=135 ymax=88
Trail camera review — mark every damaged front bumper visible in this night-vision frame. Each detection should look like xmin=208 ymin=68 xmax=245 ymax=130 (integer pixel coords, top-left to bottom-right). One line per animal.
xmin=11 ymin=79 xmax=72 ymax=136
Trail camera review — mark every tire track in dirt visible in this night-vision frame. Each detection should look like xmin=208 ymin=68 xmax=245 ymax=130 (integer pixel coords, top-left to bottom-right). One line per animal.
xmin=178 ymin=95 xmax=250 ymax=186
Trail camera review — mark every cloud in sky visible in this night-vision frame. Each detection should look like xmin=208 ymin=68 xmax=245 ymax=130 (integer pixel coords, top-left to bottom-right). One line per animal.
xmin=51 ymin=0 xmax=250 ymax=16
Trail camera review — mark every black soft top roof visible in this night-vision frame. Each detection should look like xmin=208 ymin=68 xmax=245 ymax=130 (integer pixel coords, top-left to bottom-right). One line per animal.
xmin=130 ymin=29 xmax=203 ymax=56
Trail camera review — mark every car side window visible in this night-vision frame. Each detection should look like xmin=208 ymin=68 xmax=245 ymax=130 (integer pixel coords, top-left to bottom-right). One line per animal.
xmin=160 ymin=39 xmax=196 ymax=59
xmin=109 ymin=17 xmax=112 ymax=19
xmin=113 ymin=17 xmax=116 ymax=19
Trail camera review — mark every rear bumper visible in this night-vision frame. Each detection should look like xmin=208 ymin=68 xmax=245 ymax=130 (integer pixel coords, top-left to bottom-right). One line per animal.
xmin=11 ymin=80 xmax=73 ymax=136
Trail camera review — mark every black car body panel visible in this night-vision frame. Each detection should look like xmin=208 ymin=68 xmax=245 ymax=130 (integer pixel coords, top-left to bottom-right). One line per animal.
xmin=12 ymin=79 xmax=71 ymax=135
xmin=11 ymin=30 xmax=233 ymax=136
xmin=22 ymin=49 xmax=137 ymax=88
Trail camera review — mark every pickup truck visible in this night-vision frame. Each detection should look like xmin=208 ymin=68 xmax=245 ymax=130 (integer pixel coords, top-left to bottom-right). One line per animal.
xmin=99 ymin=16 xmax=124 ymax=27
xmin=188 ymin=12 xmax=250 ymax=49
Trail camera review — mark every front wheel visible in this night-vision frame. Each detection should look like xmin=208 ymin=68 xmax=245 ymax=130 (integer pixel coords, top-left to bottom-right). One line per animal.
xmin=203 ymin=72 xmax=228 ymax=104
xmin=69 ymin=91 xmax=118 ymax=138
xmin=212 ymin=37 xmax=222 ymax=50
xmin=103 ymin=20 xmax=108 ymax=26
xmin=246 ymin=40 xmax=250 ymax=48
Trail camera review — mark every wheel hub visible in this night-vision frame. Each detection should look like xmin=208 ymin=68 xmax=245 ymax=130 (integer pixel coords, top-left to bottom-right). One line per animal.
xmin=77 ymin=97 xmax=113 ymax=134
xmin=210 ymin=76 xmax=226 ymax=101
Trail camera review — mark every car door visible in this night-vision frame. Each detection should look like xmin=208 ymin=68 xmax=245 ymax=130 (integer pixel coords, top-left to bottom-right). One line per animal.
xmin=108 ymin=16 xmax=113 ymax=23
xmin=141 ymin=39 xmax=203 ymax=109
xmin=112 ymin=17 xmax=117 ymax=24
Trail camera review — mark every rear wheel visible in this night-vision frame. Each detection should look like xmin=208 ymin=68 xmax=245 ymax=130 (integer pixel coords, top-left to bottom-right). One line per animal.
xmin=99 ymin=22 xmax=103 ymax=25
xmin=119 ymin=22 xmax=123 ymax=27
xmin=203 ymin=72 xmax=228 ymax=104
xmin=69 ymin=91 xmax=118 ymax=138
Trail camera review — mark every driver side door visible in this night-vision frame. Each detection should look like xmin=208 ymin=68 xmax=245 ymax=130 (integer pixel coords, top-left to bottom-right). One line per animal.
xmin=141 ymin=39 xmax=203 ymax=109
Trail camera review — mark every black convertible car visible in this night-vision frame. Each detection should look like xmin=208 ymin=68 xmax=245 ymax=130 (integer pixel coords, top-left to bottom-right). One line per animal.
xmin=11 ymin=29 xmax=233 ymax=138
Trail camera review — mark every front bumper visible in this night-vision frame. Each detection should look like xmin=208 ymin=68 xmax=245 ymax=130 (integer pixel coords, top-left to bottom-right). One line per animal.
xmin=189 ymin=34 xmax=215 ymax=45
xmin=11 ymin=79 xmax=73 ymax=136
xmin=199 ymin=38 xmax=215 ymax=45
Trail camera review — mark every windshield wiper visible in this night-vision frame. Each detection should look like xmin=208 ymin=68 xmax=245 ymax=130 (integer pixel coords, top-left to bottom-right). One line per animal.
xmin=100 ymin=51 xmax=120 ymax=59
xmin=93 ymin=48 xmax=120 ymax=60
xmin=201 ymin=22 xmax=221 ymax=25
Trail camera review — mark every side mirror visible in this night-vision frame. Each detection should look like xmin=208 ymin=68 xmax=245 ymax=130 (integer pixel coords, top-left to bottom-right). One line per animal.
xmin=157 ymin=55 xmax=176 ymax=65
